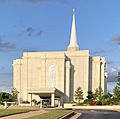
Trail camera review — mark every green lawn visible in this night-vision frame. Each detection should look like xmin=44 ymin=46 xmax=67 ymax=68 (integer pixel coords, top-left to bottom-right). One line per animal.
xmin=0 ymin=109 xmax=31 ymax=117
xmin=27 ymin=110 xmax=71 ymax=119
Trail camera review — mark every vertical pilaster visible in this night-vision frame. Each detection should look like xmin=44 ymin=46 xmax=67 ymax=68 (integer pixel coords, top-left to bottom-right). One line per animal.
xmin=31 ymin=93 xmax=32 ymax=106
xmin=51 ymin=93 xmax=55 ymax=107
xmin=101 ymin=58 xmax=106 ymax=93
xmin=13 ymin=60 xmax=22 ymax=104
xmin=39 ymin=97 xmax=43 ymax=108
xmin=60 ymin=95 xmax=63 ymax=107
xmin=65 ymin=61 xmax=70 ymax=102
xmin=92 ymin=57 xmax=101 ymax=91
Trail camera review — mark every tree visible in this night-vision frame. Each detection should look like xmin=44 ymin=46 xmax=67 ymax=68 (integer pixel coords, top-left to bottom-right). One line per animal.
xmin=87 ymin=91 xmax=94 ymax=100
xmin=101 ymin=93 xmax=113 ymax=105
xmin=74 ymin=86 xmax=83 ymax=104
xmin=94 ymin=86 xmax=103 ymax=101
xmin=0 ymin=92 xmax=13 ymax=102
xmin=31 ymin=99 xmax=37 ymax=106
xmin=12 ymin=88 xmax=19 ymax=102
xmin=84 ymin=91 xmax=95 ymax=104
xmin=113 ymin=72 xmax=120 ymax=103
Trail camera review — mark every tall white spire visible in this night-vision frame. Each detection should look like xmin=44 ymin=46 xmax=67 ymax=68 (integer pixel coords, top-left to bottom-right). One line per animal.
xmin=68 ymin=8 xmax=79 ymax=51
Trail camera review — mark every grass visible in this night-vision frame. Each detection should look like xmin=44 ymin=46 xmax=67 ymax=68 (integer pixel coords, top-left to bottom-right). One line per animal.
xmin=0 ymin=109 xmax=31 ymax=117
xmin=27 ymin=109 xmax=71 ymax=119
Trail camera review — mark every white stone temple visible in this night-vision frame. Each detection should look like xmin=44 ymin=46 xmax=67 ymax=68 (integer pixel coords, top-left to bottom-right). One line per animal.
xmin=13 ymin=9 xmax=107 ymax=107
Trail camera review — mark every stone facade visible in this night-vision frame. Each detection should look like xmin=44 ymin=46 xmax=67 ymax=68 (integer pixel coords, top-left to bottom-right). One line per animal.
xmin=13 ymin=9 xmax=107 ymax=107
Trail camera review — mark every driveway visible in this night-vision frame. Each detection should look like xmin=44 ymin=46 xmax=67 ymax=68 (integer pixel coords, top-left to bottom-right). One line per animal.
xmin=76 ymin=110 xmax=120 ymax=119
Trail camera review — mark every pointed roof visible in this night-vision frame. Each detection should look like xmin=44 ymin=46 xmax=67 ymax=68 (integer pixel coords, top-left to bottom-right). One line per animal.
xmin=68 ymin=8 xmax=79 ymax=51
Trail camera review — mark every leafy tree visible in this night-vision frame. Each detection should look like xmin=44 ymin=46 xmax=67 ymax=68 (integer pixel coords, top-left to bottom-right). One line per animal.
xmin=0 ymin=92 xmax=3 ymax=100
xmin=87 ymin=91 xmax=94 ymax=100
xmin=84 ymin=91 xmax=95 ymax=104
xmin=31 ymin=99 xmax=37 ymax=106
xmin=101 ymin=93 xmax=113 ymax=105
xmin=0 ymin=92 xmax=13 ymax=102
xmin=94 ymin=86 xmax=103 ymax=101
xmin=12 ymin=88 xmax=19 ymax=102
xmin=74 ymin=86 xmax=83 ymax=104
xmin=113 ymin=72 xmax=120 ymax=104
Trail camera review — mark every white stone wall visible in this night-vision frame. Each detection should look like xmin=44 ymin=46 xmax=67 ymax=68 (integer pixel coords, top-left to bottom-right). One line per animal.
xmin=66 ymin=50 xmax=90 ymax=100
xmin=91 ymin=56 xmax=106 ymax=93
xmin=13 ymin=50 xmax=106 ymax=104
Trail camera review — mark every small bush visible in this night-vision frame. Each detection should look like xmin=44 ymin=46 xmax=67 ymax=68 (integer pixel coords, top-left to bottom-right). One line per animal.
xmin=83 ymin=103 xmax=90 ymax=106
xmin=84 ymin=99 xmax=93 ymax=104
xmin=0 ymin=101 xmax=4 ymax=106
xmin=89 ymin=102 xmax=96 ymax=106
xmin=96 ymin=101 xmax=102 ymax=105
xmin=69 ymin=101 xmax=76 ymax=104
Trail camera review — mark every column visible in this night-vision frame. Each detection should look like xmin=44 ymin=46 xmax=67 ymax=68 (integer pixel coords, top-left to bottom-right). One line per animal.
xmin=92 ymin=57 xmax=101 ymax=91
xmin=39 ymin=98 xmax=43 ymax=108
xmin=30 ymin=93 xmax=32 ymax=106
xmin=17 ymin=94 xmax=20 ymax=105
xmin=51 ymin=93 xmax=55 ymax=107
xmin=4 ymin=102 xmax=7 ymax=109
xmin=60 ymin=95 xmax=64 ymax=107
xmin=101 ymin=58 xmax=106 ymax=93
xmin=58 ymin=99 xmax=60 ymax=107
xmin=65 ymin=61 xmax=70 ymax=102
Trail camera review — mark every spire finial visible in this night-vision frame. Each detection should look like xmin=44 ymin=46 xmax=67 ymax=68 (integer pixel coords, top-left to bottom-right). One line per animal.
xmin=73 ymin=8 xmax=75 ymax=14
xmin=67 ymin=8 xmax=79 ymax=51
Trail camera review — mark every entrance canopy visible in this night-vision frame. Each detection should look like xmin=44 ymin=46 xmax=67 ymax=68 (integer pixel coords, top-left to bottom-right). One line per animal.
xmin=27 ymin=87 xmax=63 ymax=107
xmin=27 ymin=87 xmax=63 ymax=97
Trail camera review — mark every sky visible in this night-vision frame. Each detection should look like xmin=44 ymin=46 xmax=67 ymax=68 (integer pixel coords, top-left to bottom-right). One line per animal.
xmin=0 ymin=0 xmax=120 ymax=92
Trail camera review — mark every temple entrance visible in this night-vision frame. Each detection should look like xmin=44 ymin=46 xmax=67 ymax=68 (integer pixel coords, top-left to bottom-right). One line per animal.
xmin=42 ymin=99 xmax=51 ymax=108
xmin=27 ymin=87 xmax=63 ymax=108
xmin=40 ymin=97 xmax=61 ymax=108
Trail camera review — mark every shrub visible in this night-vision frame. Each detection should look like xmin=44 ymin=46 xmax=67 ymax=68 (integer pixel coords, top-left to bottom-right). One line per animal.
xmin=84 ymin=99 xmax=93 ymax=104
xmin=96 ymin=100 xmax=102 ymax=105
xmin=0 ymin=101 xmax=4 ymax=105
xmin=74 ymin=87 xmax=83 ymax=104
xmin=89 ymin=102 xmax=96 ymax=106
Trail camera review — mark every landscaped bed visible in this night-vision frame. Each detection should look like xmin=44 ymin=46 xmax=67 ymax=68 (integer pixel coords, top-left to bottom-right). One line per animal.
xmin=0 ymin=109 xmax=31 ymax=117
xmin=27 ymin=110 xmax=71 ymax=119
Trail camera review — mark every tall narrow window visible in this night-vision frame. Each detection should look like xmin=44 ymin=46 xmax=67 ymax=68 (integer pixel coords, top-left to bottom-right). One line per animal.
xmin=48 ymin=65 xmax=56 ymax=88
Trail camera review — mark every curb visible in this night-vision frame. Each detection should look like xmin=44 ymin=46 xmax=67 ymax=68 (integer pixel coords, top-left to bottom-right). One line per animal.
xmin=59 ymin=111 xmax=75 ymax=119
xmin=70 ymin=113 xmax=82 ymax=119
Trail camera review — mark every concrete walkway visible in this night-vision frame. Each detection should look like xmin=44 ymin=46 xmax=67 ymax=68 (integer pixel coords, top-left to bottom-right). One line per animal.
xmin=0 ymin=110 xmax=47 ymax=119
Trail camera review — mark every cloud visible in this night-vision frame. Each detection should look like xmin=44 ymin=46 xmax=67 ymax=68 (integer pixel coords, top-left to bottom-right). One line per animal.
xmin=0 ymin=85 xmax=12 ymax=93
xmin=36 ymin=31 xmax=43 ymax=36
xmin=0 ymin=0 xmax=68 ymax=5
xmin=0 ymin=39 xmax=16 ymax=51
xmin=0 ymin=71 xmax=12 ymax=93
xmin=23 ymin=47 xmax=39 ymax=52
xmin=24 ymin=27 xmax=34 ymax=36
xmin=112 ymin=33 xmax=120 ymax=45
xmin=107 ymin=67 xmax=120 ymax=82
xmin=21 ymin=26 xmax=43 ymax=37
xmin=24 ymin=0 xmax=44 ymax=4
xmin=106 ymin=60 xmax=113 ymax=65
xmin=106 ymin=59 xmax=120 ymax=65
xmin=23 ymin=0 xmax=68 ymax=4
xmin=90 ymin=49 xmax=106 ymax=55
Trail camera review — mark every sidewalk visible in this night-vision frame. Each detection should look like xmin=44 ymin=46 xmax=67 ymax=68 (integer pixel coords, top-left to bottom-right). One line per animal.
xmin=0 ymin=110 xmax=47 ymax=119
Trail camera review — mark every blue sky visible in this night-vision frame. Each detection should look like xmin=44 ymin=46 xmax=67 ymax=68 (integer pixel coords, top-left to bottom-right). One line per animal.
xmin=0 ymin=0 xmax=120 ymax=92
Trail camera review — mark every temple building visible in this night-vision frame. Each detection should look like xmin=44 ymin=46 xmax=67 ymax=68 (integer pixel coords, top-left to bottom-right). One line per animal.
xmin=13 ymin=9 xmax=107 ymax=107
